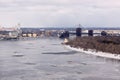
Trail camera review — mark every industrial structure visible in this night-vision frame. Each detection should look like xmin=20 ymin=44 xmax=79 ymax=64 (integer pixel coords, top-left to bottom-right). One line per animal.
xmin=0 ymin=24 xmax=22 ymax=40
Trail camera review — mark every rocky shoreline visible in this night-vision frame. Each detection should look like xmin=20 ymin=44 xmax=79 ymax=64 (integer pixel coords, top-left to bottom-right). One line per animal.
xmin=65 ymin=45 xmax=120 ymax=60
xmin=65 ymin=36 xmax=120 ymax=54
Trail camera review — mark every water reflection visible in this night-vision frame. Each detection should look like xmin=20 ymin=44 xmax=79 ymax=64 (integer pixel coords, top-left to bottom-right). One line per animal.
xmin=95 ymin=56 xmax=120 ymax=63
xmin=24 ymin=62 xmax=36 ymax=65
xmin=12 ymin=54 xmax=24 ymax=57
xmin=42 ymin=51 xmax=77 ymax=55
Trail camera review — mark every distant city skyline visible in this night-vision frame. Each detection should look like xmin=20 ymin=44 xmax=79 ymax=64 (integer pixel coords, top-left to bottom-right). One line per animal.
xmin=0 ymin=0 xmax=120 ymax=28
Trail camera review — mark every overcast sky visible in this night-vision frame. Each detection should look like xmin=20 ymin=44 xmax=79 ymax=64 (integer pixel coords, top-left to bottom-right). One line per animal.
xmin=0 ymin=0 xmax=120 ymax=28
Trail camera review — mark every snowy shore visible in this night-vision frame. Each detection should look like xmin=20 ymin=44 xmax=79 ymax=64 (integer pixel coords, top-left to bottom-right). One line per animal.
xmin=65 ymin=45 xmax=120 ymax=60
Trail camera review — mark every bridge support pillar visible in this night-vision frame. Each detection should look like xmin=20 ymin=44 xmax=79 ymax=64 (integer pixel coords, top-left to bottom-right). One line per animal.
xmin=88 ymin=30 xmax=93 ymax=36
xmin=76 ymin=28 xmax=82 ymax=37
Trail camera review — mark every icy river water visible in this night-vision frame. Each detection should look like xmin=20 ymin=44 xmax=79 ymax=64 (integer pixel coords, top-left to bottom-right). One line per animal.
xmin=0 ymin=38 xmax=120 ymax=80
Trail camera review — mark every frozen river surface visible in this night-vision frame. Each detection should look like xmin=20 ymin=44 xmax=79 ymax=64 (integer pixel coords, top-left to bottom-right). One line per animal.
xmin=0 ymin=38 xmax=120 ymax=80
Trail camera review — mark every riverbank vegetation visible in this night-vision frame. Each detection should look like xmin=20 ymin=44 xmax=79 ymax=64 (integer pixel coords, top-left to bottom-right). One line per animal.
xmin=65 ymin=36 xmax=120 ymax=54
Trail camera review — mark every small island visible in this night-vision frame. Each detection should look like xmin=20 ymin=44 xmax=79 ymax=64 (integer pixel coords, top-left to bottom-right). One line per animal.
xmin=65 ymin=36 xmax=120 ymax=59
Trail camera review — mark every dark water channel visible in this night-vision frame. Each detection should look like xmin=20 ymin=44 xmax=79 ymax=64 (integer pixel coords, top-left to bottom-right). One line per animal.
xmin=0 ymin=38 xmax=120 ymax=80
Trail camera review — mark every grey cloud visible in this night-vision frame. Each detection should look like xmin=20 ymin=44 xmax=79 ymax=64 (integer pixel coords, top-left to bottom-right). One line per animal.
xmin=0 ymin=0 xmax=120 ymax=27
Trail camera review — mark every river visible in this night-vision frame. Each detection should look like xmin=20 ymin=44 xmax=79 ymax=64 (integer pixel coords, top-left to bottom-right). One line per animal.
xmin=0 ymin=38 xmax=120 ymax=80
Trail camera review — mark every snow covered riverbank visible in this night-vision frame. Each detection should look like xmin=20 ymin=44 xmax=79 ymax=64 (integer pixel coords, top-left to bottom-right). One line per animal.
xmin=65 ymin=45 xmax=120 ymax=60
